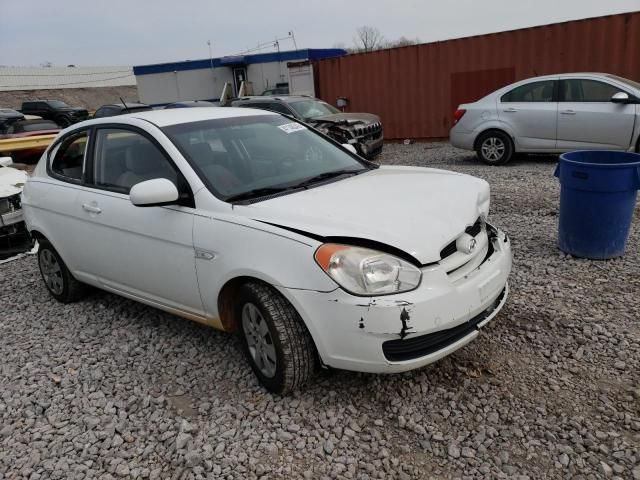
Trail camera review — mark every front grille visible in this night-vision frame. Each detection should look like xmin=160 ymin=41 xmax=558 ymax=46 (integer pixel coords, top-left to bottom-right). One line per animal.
xmin=355 ymin=122 xmax=382 ymax=140
xmin=439 ymin=217 xmax=483 ymax=260
xmin=382 ymin=287 xmax=506 ymax=362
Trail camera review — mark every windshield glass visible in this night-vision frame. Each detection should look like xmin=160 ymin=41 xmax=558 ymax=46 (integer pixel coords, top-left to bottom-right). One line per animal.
xmin=163 ymin=115 xmax=368 ymax=201
xmin=605 ymin=74 xmax=640 ymax=91
xmin=48 ymin=100 xmax=70 ymax=108
xmin=288 ymin=100 xmax=340 ymax=120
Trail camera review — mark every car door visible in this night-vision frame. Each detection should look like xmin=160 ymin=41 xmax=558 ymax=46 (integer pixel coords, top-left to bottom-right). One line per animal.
xmin=74 ymin=125 xmax=206 ymax=316
xmin=497 ymin=79 xmax=558 ymax=150
xmin=556 ymin=78 xmax=636 ymax=150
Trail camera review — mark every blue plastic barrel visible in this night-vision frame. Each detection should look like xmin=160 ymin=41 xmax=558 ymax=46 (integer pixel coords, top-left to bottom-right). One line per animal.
xmin=554 ymin=151 xmax=640 ymax=259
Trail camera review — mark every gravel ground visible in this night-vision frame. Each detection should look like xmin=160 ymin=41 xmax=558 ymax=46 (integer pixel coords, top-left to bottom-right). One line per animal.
xmin=1 ymin=143 xmax=639 ymax=480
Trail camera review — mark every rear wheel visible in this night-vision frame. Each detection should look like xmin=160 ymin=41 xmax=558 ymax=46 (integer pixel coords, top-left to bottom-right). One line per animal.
xmin=476 ymin=131 xmax=513 ymax=165
xmin=37 ymin=240 xmax=87 ymax=303
xmin=236 ymin=281 xmax=317 ymax=394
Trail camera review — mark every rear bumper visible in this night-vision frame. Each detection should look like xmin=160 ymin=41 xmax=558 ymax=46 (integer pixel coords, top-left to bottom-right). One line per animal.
xmin=449 ymin=127 xmax=475 ymax=151
xmin=280 ymin=224 xmax=512 ymax=373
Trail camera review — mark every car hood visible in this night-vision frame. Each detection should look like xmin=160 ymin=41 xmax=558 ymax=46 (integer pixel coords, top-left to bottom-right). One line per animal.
xmin=0 ymin=166 xmax=28 ymax=197
xmin=309 ymin=112 xmax=380 ymax=126
xmin=234 ymin=166 xmax=489 ymax=264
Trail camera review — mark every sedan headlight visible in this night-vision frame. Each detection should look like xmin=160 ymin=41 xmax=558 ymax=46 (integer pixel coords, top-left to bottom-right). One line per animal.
xmin=315 ymin=244 xmax=422 ymax=296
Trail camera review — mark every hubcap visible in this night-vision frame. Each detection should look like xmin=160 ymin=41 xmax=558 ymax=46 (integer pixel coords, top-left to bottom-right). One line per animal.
xmin=39 ymin=249 xmax=64 ymax=295
xmin=241 ymin=303 xmax=277 ymax=378
xmin=481 ymin=137 xmax=506 ymax=161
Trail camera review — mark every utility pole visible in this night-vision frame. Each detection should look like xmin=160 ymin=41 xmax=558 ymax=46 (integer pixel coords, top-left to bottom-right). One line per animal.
xmin=207 ymin=40 xmax=213 ymax=70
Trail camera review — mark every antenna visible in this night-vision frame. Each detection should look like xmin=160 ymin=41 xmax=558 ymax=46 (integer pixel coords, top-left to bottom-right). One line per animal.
xmin=119 ymin=97 xmax=130 ymax=113
xmin=289 ymin=31 xmax=298 ymax=50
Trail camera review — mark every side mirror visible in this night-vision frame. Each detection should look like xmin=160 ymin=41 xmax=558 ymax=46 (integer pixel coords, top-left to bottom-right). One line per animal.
xmin=130 ymin=178 xmax=179 ymax=207
xmin=342 ymin=144 xmax=358 ymax=155
xmin=611 ymin=92 xmax=630 ymax=103
xmin=0 ymin=157 xmax=13 ymax=167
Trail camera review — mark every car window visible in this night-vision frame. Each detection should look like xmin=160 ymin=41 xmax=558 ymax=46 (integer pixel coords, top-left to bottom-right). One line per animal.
xmin=92 ymin=128 xmax=178 ymax=193
xmin=288 ymin=100 xmax=341 ymax=120
xmin=561 ymin=79 xmax=624 ymax=102
xmin=501 ymin=80 xmax=555 ymax=102
xmin=51 ymin=132 xmax=88 ymax=181
xmin=163 ymin=115 xmax=369 ymax=200
xmin=264 ymin=103 xmax=292 ymax=115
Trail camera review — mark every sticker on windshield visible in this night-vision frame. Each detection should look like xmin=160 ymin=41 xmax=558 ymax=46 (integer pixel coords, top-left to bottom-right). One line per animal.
xmin=278 ymin=122 xmax=307 ymax=134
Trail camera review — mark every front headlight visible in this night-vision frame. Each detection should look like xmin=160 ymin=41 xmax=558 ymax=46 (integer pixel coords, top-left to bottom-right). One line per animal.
xmin=314 ymin=244 xmax=422 ymax=296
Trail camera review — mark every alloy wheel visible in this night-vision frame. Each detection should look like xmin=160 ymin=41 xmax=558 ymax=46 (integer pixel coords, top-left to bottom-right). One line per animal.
xmin=242 ymin=303 xmax=277 ymax=378
xmin=39 ymin=249 xmax=64 ymax=295
xmin=481 ymin=137 xmax=506 ymax=161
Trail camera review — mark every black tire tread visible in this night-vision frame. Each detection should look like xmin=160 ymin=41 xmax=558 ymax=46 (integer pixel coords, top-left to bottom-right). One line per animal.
xmin=241 ymin=281 xmax=317 ymax=394
xmin=475 ymin=130 xmax=514 ymax=166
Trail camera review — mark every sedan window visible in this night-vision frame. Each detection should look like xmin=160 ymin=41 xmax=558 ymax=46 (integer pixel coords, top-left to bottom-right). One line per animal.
xmin=164 ymin=115 xmax=370 ymax=202
xmin=51 ymin=133 xmax=88 ymax=181
xmin=560 ymin=79 xmax=624 ymax=102
xmin=92 ymin=128 xmax=178 ymax=193
xmin=501 ymin=80 xmax=555 ymax=102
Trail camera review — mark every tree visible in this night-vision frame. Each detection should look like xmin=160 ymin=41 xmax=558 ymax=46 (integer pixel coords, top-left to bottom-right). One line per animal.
xmin=353 ymin=26 xmax=384 ymax=53
xmin=386 ymin=36 xmax=420 ymax=48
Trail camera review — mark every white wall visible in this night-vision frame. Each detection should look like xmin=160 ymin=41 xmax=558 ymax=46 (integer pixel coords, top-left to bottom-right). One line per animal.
xmin=246 ymin=61 xmax=289 ymax=94
xmin=136 ymin=67 xmax=233 ymax=105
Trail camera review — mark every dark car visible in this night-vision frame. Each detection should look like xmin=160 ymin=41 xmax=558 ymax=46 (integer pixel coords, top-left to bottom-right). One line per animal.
xmin=164 ymin=100 xmax=217 ymax=109
xmin=262 ymin=86 xmax=290 ymax=96
xmin=93 ymin=102 xmax=152 ymax=118
xmin=20 ymin=100 xmax=88 ymax=128
xmin=0 ymin=108 xmax=25 ymax=131
xmin=230 ymin=95 xmax=383 ymax=158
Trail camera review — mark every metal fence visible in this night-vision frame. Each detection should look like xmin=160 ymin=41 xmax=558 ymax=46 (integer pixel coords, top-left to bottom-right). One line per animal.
xmin=314 ymin=12 xmax=640 ymax=140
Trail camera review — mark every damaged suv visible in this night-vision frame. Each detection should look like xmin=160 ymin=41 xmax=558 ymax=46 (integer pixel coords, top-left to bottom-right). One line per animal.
xmin=22 ymin=108 xmax=511 ymax=394
xmin=231 ymin=95 xmax=384 ymax=158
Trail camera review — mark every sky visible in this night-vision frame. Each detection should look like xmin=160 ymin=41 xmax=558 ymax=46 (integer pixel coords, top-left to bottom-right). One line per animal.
xmin=1 ymin=0 xmax=639 ymax=67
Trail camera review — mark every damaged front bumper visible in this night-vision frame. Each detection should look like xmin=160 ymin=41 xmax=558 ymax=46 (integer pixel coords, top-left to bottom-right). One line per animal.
xmin=1 ymin=197 xmax=34 ymax=259
xmin=279 ymin=225 xmax=511 ymax=373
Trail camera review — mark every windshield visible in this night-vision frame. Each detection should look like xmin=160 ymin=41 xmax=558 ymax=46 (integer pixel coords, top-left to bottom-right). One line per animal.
xmin=605 ymin=74 xmax=640 ymax=91
xmin=48 ymin=100 xmax=70 ymax=108
xmin=163 ymin=115 xmax=369 ymax=202
xmin=288 ymin=100 xmax=341 ymax=120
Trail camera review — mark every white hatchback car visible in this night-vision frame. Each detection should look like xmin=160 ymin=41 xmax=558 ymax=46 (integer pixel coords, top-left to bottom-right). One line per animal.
xmin=23 ymin=108 xmax=512 ymax=393
xmin=450 ymin=73 xmax=640 ymax=165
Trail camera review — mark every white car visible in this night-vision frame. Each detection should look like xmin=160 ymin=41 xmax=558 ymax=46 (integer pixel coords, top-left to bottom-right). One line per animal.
xmin=450 ymin=73 xmax=640 ymax=165
xmin=22 ymin=108 xmax=512 ymax=393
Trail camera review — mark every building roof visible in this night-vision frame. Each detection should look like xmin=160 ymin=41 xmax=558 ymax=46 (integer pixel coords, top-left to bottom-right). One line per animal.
xmin=0 ymin=66 xmax=136 ymax=92
xmin=133 ymin=48 xmax=347 ymax=76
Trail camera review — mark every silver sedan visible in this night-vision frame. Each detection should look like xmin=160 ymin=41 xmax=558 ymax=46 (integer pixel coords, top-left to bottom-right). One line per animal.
xmin=450 ymin=72 xmax=640 ymax=165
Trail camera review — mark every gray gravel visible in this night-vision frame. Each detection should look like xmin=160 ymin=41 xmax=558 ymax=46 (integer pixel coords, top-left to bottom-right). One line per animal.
xmin=1 ymin=142 xmax=639 ymax=479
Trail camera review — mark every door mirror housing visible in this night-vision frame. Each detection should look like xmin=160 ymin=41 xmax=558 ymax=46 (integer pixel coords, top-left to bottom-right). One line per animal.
xmin=130 ymin=178 xmax=179 ymax=207
xmin=0 ymin=157 xmax=13 ymax=167
xmin=611 ymin=92 xmax=631 ymax=103
xmin=342 ymin=144 xmax=358 ymax=155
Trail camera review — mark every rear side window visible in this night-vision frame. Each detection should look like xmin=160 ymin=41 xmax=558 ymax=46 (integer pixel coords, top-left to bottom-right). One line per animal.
xmin=51 ymin=132 xmax=88 ymax=181
xmin=560 ymin=79 xmax=624 ymax=102
xmin=92 ymin=128 xmax=178 ymax=193
xmin=501 ymin=80 xmax=556 ymax=102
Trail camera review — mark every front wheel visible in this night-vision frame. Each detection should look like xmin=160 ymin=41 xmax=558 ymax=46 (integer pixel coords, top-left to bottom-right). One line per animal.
xmin=476 ymin=131 xmax=514 ymax=165
xmin=236 ymin=282 xmax=317 ymax=394
xmin=56 ymin=116 xmax=71 ymax=128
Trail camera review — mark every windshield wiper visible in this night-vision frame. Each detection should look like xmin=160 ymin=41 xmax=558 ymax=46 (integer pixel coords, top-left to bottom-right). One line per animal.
xmin=293 ymin=169 xmax=364 ymax=188
xmin=225 ymin=186 xmax=303 ymax=203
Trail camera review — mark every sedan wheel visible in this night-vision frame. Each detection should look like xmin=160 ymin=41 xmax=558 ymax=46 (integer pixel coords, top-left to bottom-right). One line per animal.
xmin=242 ymin=303 xmax=277 ymax=378
xmin=476 ymin=131 xmax=513 ymax=165
xmin=236 ymin=281 xmax=317 ymax=394
xmin=37 ymin=240 xmax=88 ymax=303
xmin=39 ymin=249 xmax=64 ymax=295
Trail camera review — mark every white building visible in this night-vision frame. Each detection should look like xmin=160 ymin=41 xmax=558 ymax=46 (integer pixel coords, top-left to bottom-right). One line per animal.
xmin=133 ymin=48 xmax=346 ymax=105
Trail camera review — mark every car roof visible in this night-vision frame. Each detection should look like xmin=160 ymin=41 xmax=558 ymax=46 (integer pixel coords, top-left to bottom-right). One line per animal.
xmin=235 ymin=95 xmax=314 ymax=104
xmin=101 ymin=102 xmax=149 ymax=108
xmin=90 ymin=106 xmax=278 ymax=127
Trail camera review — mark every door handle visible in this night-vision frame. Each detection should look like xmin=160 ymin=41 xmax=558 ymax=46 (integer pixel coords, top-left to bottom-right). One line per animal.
xmin=82 ymin=203 xmax=102 ymax=214
xmin=503 ymin=108 xmax=517 ymax=113
xmin=560 ymin=110 xmax=576 ymax=115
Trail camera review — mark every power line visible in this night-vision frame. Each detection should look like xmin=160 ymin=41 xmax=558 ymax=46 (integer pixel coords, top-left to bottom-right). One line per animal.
xmin=0 ymin=69 xmax=132 ymax=77
xmin=0 ymin=73 xmax=135 ymax=89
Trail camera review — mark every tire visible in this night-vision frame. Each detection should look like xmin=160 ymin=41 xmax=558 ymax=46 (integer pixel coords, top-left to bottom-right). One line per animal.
xmin=476 ymin=130 xmax=514 ymax=165
xmin=37 ymin=240 xmax=88 ymax=303
xmin=236 ymin=281 xmax=317 ymax=394
xmin=56 ymin=116 xmax=71 ymax=128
